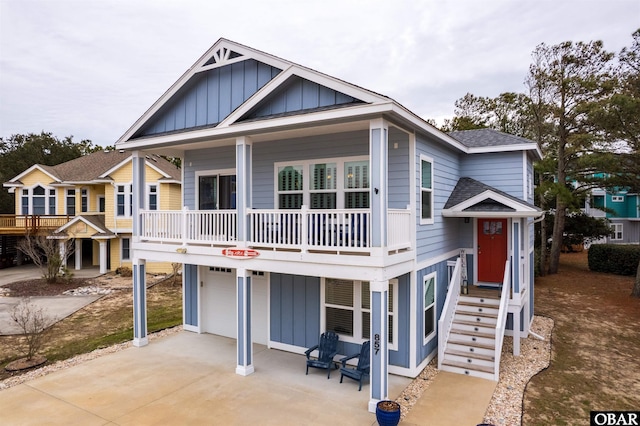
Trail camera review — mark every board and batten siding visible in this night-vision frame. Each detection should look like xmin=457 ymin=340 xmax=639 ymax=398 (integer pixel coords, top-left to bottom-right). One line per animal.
xmin=415 ymin=133 xmax=463 ymax=262
xmin=138 ymin=59 xmax=281 ymax=137
xmin=269 ymin=273 xmax=320 ymax=349
xmin=461 ymin=151 xmax=524 ymax=199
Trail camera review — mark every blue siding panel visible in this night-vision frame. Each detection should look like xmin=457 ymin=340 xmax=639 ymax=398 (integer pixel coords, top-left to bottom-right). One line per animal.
xmin=461 ymin=152 xmax=524 ymax=199
xmin=302 ymin=80 xmax=319 ymax=109
xmin=388 ymin=273 xmax=410 ymax=368
xmin=285 ymin=79 xmax=303 ymax=111
xmin=388 ymin=128 xmax=410 ymax=209
xmin=137 ymin=59 xmax=281 ymax=138
xmin=270 ymin=273 xmax=320 ymax=347
xmin=318 ymin=85 xmax=335 ymax=107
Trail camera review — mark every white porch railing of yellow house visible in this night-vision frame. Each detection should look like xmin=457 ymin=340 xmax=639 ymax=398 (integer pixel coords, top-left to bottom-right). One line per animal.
xmin=139 ymin=207 xmax=412 ymax=254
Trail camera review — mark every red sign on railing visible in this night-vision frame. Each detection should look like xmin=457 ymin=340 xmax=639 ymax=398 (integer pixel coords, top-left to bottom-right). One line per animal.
xmin=222 ymin=248 xmax=260 ymax=259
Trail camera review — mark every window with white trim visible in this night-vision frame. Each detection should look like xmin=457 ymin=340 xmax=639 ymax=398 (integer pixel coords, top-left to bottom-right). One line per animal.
xmin=275 ymin=156 xmax=370 ymax=210
xmin=323 ymin=278 xmax=397 ymax=349
xmin=611 ymin=223 xmax=623 ymax=241
xmin=121 ymin=237 xmax=131 ymax=260
xmin=344 ymin=160 xmax=369 ymax=208
xmin=420 ymin=155 xmax=434 ymax=224
xmin=98 ymin=196 xmax=105 ymax=213
xmin=66 ymin=189 xmax=76 ymax=215
xmin=310 ymin=162 xmax=337 ymax=209
xmin=277 ymin=165 xmax=304 ymax=209
xmin=148 ymin=184 xmax=158 ymax=210
xmin=81 ymin=188 xmax=89 ymax=212
xmin=423 ymin=272 xmax=436 ymax=343
xmin=20 ymin=185 xmax=57 ymax=215
xmin=116 ymin=184 xmax=132 ymax=217
xmin=611 ymin=195 xmax=624 ymax=202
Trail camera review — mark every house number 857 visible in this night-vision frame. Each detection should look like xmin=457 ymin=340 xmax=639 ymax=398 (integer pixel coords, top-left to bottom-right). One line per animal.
xmin=374 ymin=333 xmax=380 ymax=355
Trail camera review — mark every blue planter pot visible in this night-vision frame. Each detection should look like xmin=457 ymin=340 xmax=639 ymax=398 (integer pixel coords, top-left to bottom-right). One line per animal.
xmin=376 ymin=400 xmax=401 ymax=426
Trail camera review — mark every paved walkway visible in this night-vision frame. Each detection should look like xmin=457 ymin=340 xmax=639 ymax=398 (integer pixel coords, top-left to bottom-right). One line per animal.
xmin=403 ymin=371 xmax=497 ymax=425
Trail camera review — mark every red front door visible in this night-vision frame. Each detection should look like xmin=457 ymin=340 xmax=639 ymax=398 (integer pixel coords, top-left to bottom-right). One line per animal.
xmin=477 ymin=218 xmax=508 ymax=283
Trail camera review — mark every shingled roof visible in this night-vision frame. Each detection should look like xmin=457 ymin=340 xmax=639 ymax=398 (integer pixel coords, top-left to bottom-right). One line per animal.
xmin=444 ymin=177 xmax=540 ymax=213
xmin=448 ymin=129 xmax=537 ymax=148
xmin=10 ymin=150 xmax=180 ymax=184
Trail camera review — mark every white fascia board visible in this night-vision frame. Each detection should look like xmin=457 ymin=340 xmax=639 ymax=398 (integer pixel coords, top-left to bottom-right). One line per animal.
xmin=116 ymin=102 xmax=397 ymax=150
xmin=448 ymin=190 xmax=539 ymax=213
xmin=55 ymin=216 xmax=108 ymax=234
xmin=158 ymin=179 xmax=181 ymax=184
xmin=468 ymin=143 xmax=543 ymax=160
xmin=144 ymin=160 xmax=171 ymax=179
xmin=9 ymin=164 xmax=60 ymax=184
xmin=99 ymin=157 xmax=132 ymax=179
xmin=91 ymin=234 xmax=116 ymax=240
xmin=442 ymin=209 xmax=543 ymax=218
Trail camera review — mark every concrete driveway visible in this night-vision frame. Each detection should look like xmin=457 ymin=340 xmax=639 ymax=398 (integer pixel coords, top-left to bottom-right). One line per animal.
xmin=0 ymin=331 xmax=412 ymax=425
xmin=0 ymin=265 xmax=104 ymax=335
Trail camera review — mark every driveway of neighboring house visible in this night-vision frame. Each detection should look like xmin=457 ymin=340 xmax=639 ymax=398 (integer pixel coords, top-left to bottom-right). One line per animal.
xmin=0 ymin=331 xmax=413 ymax=425
xmin=0 ymin=265 xmax=104 ymax=336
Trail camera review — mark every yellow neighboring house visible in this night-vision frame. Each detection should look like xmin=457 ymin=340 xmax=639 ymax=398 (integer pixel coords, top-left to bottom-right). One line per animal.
xmin=3 ymin=150 xmax=181 ymax=274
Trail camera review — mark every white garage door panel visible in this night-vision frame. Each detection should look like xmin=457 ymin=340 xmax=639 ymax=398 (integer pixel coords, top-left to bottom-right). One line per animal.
xmin=201 ymin=269 xmax=268 ymax=345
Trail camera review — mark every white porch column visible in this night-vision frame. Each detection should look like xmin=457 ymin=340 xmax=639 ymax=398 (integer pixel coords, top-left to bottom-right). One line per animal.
xmin=236 ymin=137 xmax=252 ymax=244
xmin=369 ymin=119 xmax=388 ymax=255
xmin=131 ymin=151 xmax=146 ymax=240
xmin=133 ymin=258 xmax=148 ymax=347
xmin=58 ymin=241 xmax=67 ymax=270
xmin=74 ymin=239 xmax=82 ymax=270
xmin=98 ymin=240 xmax=107 ymax=274
xmin=236 ymin=268 xmax=254 ymax=376
xmin=513 ymin=310 xmax=521 ymax=356
xmin=368 ymin=279 xmax=389 ymax=413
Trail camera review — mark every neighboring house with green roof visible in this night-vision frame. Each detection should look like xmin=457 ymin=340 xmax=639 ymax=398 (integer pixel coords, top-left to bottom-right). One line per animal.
xmin=3 ymin=150 xmax=181 ymax=274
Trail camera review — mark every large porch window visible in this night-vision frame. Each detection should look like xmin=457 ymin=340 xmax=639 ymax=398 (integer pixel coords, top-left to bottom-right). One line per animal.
xmin=197 ymin=171 xmax=237 ymax=210
xmin=21 ymin=185 xmax=57 ymax=215
xmin=275 ymin=156 xmax=370 ymax=209
xmin=323 ymin=278 xmax=397 ymax=349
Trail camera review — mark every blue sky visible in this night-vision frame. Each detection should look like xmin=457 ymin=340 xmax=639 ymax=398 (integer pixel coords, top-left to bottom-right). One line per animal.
xmin=1 ymin=0 xmax=638 ymax=147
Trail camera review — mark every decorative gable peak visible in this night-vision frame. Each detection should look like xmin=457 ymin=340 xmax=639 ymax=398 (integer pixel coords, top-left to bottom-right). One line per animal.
xmin=203 ymin=47 xmax=243 ymax=67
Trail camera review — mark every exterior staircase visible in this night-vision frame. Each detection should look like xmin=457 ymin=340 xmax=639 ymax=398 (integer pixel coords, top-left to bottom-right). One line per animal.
xmin=440 ymin=293 xmax=501 ymax=381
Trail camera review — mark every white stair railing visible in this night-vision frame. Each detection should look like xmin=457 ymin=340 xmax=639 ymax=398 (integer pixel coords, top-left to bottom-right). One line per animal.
xmin=493 ymin=259 xmax=512 ymax=380
xmin=437 ymin=256 xmax=462 ymax=370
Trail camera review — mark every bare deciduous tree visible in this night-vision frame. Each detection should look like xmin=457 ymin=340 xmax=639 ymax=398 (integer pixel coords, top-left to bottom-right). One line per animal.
xmin=18 ymin=232 xmax=74 ymax=284
xmin=10 ymin=298 xmax=54 ymax=361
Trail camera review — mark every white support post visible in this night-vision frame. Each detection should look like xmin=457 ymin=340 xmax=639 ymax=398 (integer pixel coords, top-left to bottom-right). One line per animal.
xmin=513 ymin=309 xmax=521 ymax=356
xmin=59 ymin=241 xmax=67 ymax=272
xmin=98 ymin=240 xmax=107 ymax=274
xmin=74 ymin=239 xmax=81 ymax=270
xmin=368 ymin=279 xmax=389 ymax=413
xmin=236 ymin=268 xmax=254 ymax=376
xmin=236 ymin=137 xmax=252 ymax=245
xmin=132 ymin=152 xmax=146 ymax=242
xmin=133 ymin=258 xmax=148 ymax=347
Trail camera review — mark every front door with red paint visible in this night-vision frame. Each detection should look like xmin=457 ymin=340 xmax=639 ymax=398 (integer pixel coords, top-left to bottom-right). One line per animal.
xmin=477 ymin=218 xmax=508 ymax=283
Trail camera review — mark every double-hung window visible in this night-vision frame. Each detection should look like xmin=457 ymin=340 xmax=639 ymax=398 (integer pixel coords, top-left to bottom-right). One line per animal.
xmin=344 ymin=160 xmax=369 ymax=208
xmin=116 ymin=185 xmax=132 ymax=217
xmin=32 ymin=186 xmax=46 ymax=214
xmin=49 ymin=189 xmax=56 ymax=214
xmin=148 ymin=184 xmax=158 ymax=210
xmin=323 ymin=278 xmax=397 ymax=349
xmin=21 ymin=190 xmax=28 ymax=215
xmin=423 ymin=272 xmax=436 ymax=343
xmin=81 ymin=188 xmax=89 ymax=212
xmin=66 ymin=189 xmax=76 ymax=215
xmin=420 ymin=155 xmax=434 ymax=224
xmin=611 ymin=223 xmax=623 ymax=241
xmin=121 ymin=237 xmax=131 ymax=260
xmin=310 ymin=162 xmax=337 ymax=209
xmin=277 ymin=165 xmax=303 ymax=209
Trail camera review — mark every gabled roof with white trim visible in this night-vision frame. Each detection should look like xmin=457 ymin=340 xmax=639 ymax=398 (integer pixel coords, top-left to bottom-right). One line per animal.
xmin=442 ymin=177 xmax=542 ymax=218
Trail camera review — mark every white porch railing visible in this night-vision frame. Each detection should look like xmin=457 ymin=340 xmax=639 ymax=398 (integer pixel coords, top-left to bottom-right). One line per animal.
xmin=437 ymin=257 xmax=462 ymax=370
xmin=140 ymin=208 xmax=237 ymax=244
xmin=139 ymin=207 xmax=412 ymax=254
xmin=493 ymin=259 xmax=512 ymax=380
xmin=248 ymin=207 xmax=370 ymax=252
xmin=387 ymin=208 xmax=412 ymax=252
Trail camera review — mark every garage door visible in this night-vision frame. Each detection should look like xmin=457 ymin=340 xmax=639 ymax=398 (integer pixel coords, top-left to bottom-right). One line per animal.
xmin=201 ymin=268 xmax=268 ymax=345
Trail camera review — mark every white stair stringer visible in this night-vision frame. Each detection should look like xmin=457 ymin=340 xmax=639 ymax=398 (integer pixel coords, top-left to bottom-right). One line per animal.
xmin=440 ymin=295 xmax=503 ymax=381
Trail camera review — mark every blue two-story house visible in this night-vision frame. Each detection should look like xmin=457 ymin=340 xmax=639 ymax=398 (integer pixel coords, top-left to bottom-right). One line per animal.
xmin=115 ymin=39 xmax=543 ymax=413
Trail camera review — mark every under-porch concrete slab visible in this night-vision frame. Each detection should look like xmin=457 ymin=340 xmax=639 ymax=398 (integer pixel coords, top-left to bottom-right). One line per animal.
xmin=0 ymin=331 xmax=412 ymax=425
